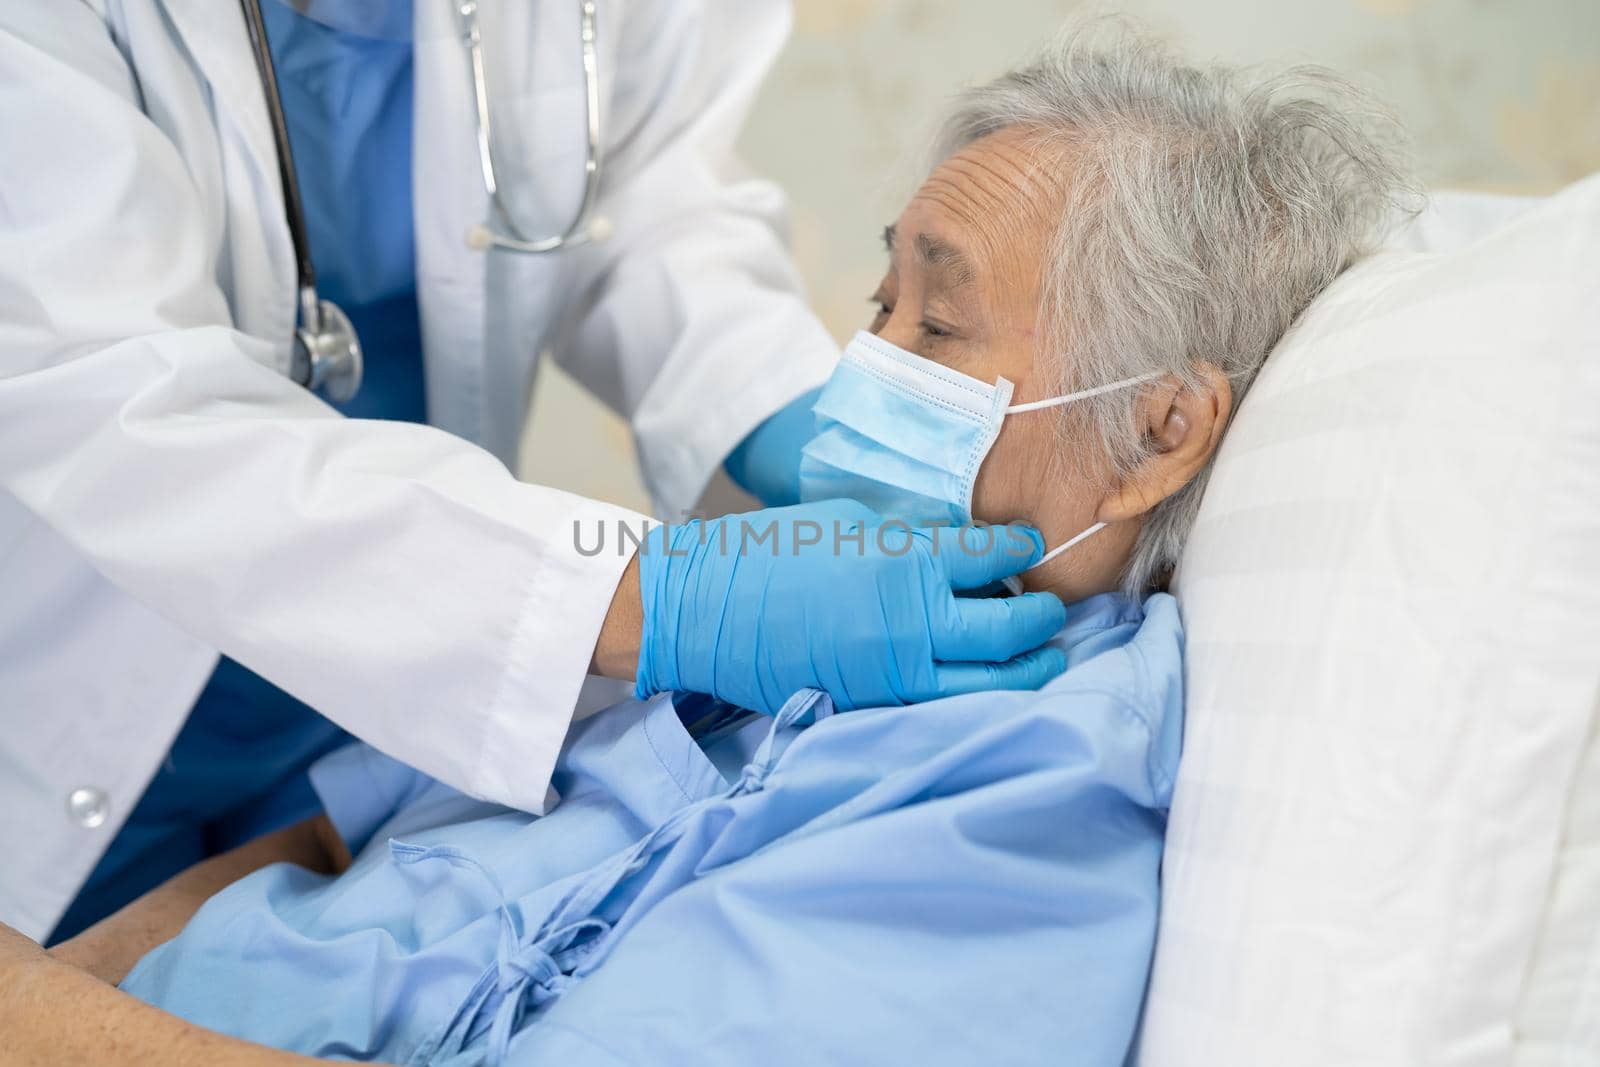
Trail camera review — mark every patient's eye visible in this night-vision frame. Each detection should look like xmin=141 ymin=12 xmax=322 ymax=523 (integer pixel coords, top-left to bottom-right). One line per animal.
xmin=868 ymin=297 xmax=893 ymax=331
xmin=921 ymin=320 xmax=951 ymax=339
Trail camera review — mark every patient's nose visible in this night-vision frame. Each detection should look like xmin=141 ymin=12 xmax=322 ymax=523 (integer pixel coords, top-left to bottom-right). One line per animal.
xmin=873 ymin=313 xmax=930 ymax=359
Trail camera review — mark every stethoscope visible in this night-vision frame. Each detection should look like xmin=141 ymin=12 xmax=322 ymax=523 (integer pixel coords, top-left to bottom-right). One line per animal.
xmin=238 ymin=0 xmax=605 ymax=402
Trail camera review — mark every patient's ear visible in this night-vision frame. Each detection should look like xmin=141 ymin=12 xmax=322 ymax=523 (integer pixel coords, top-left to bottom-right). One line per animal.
xmin=1097 ymin=363 xmax=1232 ymax=523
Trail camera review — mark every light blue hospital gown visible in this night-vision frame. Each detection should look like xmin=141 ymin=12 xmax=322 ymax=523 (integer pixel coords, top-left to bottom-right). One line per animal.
xmin=123 ymin=593 xmax=1184 ymax=1066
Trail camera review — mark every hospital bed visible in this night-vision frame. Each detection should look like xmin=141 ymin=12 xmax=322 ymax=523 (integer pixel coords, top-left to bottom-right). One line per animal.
xmin=1136 ymin=182 xmax=1600 ymax=1066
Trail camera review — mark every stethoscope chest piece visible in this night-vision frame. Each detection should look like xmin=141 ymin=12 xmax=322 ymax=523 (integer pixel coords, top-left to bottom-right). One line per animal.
xmin=240 ymin=0 xmax=365 ymax=404
xmin=291 ymin=293 xmax=364 ymax=403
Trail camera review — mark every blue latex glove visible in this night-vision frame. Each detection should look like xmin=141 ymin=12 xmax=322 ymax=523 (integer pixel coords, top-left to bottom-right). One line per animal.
xmin=635 ymin=500 xmax=1069 ymax=714
xmin=722 ymin=387 xmax=822 ymax=507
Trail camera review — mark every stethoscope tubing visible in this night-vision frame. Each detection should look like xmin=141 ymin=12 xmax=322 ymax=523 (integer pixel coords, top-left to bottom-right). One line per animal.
xmin=237 ymin=0 xmax=606 ymax=398
xmin=463 ymin=0 xmax=604 ymax=253
xmin=239 ymin=0 xmax=318 ymax=299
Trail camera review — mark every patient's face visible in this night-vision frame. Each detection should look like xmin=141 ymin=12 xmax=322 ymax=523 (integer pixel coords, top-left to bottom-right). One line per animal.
xmin=869 ymin=128 xmax=1120 ymax=589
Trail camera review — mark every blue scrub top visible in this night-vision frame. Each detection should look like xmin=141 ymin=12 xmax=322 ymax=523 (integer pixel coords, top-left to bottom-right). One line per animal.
xmin=52 ymin=0 xmax=423 ymax=942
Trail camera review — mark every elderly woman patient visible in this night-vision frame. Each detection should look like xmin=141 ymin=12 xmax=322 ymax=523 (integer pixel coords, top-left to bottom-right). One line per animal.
xmin=26 ymin=25 xmax=1408 ymax=1067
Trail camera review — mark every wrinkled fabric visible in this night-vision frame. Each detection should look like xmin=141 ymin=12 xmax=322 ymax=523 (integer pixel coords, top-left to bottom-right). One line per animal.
xmin=52 ymin=0 xmax=420 ymax=940
xmin=124 ymin=593 xmax=1183 ymax=1067
xmin=0 ymin=0 xmax=833 ymax=937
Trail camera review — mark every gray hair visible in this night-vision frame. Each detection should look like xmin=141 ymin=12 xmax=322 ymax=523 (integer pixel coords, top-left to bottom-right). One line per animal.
xmin=934 ymin=20 xmax=1416 ymax=594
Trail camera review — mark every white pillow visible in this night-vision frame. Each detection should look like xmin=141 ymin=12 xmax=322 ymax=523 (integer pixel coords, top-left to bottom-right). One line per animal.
xmin=1386 ymin=190 xmax=1540 ymax=255
xmin=1139 ymin=177 xmax=1600 ymax=1067
xmin=1514 ymin=700 xmax=1600 ymax=1066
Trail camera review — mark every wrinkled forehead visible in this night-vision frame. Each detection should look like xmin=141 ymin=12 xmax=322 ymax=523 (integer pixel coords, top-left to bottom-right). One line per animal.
xmin=891 ymin=129 xmax=1071 ymax=334
xmin=897 ymin=128 xmax=1067 ymax=292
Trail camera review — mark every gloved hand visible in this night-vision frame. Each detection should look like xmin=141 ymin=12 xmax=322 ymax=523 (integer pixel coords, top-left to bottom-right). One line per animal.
xmin=635 ymin=500 xmax=1068 ymax=714
xmin=721 ymin=387 xmax=822 ymax=507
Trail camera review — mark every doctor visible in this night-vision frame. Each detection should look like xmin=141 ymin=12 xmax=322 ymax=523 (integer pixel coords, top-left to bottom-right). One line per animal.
xmin=0 ymin=0 xmax=1068 ymax=943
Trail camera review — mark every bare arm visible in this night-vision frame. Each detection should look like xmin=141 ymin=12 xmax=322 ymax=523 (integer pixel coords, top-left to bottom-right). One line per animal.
xmin=0 ymin=817 xmax=363 ymax=1066
xmin=49 ymin=815 xmax=349 ymax=986
xmin=592 ymin=555 xmax=643 ymax=678
xmin=0 ymin=928 xmax=340 ymax=1067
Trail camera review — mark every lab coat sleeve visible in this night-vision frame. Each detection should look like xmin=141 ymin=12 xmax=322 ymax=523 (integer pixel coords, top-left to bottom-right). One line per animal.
xmin=0 ymin=8 xmax=643 ymax=813
xmin=549 ymin=0 xmax=839 ymax=517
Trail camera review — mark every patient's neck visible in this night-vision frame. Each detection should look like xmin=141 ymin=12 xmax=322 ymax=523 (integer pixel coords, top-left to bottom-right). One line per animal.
xmin=1016 ymin=520 xmax=1140 ymax=606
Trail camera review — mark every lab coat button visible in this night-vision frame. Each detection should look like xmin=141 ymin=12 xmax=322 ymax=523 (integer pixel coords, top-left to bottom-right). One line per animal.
xmin=67 ymin=787 xmax=109 ymax=829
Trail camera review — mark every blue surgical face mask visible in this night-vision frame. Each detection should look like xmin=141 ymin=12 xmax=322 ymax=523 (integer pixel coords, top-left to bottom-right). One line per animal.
xmin=799 ymin=329 xmax=1156 ymax=573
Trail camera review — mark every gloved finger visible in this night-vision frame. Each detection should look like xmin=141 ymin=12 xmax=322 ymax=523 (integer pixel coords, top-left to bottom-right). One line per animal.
xmin=931 ymin=591 xmax=1068 ymax=663
xmin=928 ymin=645 xmax=1068 ymax=699
xmin=928 ymin=523 xmax=1044 ymax=591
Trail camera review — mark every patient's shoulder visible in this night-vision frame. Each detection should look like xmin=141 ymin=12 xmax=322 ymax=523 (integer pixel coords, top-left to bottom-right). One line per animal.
xmin=1050 ymin=591 xmax=1183 ymax=714
xmin=766 ymin=593 xmax=1185 ymax=815
xmin=1034 ymin=589 xmax=1185 ymax=801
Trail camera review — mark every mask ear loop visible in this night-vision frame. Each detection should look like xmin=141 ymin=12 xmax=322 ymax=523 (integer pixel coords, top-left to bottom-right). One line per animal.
xmin=1001 ymin=522 xmax=1109 ymax=596
xmin=1004 ymin=371 xmax=1161 ymax=414
xmin=1032 ymin=520 xmax=1108 ymax=569
xmin=998 ymin=370 xmax=1162 ymax=595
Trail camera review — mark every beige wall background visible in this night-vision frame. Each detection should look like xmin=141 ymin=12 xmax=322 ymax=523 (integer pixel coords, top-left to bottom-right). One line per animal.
xmin=522 ymin=0 xmax=1600 ymax=513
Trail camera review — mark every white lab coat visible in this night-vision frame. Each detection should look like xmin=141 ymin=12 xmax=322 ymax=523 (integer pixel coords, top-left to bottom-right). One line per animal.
xmin=0 ymin=0 xmax=836 ymax=939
